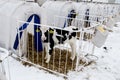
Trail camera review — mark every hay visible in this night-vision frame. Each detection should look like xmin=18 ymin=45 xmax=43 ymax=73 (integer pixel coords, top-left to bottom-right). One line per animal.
xmin=23 ymin=33 xmax=95 ymax=75
xmin=26 ymin=33 xmax=76 ymax=74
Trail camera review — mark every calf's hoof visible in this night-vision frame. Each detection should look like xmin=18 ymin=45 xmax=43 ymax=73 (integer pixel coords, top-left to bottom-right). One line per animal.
xmin=44 ymin=56 xmax=47 ymax=60
xmin=70 ymin=56 xmax=75 ymax=61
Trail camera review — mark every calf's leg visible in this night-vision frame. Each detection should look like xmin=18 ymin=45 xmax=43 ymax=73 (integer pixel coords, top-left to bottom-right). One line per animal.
xmin=69 ymin=38 xmax=76 ymax=61
xmin=44 ymin=43 xmax=50 ymax=62
xmin=45 ymin=42 xmax=54 ymax=63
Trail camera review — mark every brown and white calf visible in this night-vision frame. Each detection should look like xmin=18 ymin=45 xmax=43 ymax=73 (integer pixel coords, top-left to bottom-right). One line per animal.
xmin=41 ymin=26 xmax=78 ymax=63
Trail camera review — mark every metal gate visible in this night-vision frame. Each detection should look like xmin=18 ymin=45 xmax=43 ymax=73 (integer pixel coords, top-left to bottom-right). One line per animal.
xmin=14 ymin=14 xmax=105 ymax=78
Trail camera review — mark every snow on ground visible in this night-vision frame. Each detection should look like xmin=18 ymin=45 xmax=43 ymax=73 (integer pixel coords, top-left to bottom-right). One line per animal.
xmin=68 ymin=22 xmax=120 ymax=80
xmin=2 ymin=22 xmax=120 ymax=80
xmin=3 ymin=57 xmax=64 ymax=80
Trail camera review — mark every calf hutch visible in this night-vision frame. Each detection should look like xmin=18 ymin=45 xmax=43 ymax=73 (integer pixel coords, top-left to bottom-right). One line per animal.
xmin=0 ymin=0 xmax=45 ymax=50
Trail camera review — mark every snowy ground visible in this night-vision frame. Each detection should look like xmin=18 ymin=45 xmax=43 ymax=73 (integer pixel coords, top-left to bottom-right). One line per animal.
xmin=68 ymin=22 xmax=120 ymax=80
xmin=1 ymin=22 xmax=120 ymax=80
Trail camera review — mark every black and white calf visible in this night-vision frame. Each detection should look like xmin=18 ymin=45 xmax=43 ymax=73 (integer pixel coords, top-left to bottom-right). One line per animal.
xmin=41 ymin=26 xmax=78 ymax=63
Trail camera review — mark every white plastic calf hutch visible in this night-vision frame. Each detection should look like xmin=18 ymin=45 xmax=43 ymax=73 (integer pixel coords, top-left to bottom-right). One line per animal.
xmin=0 ymin=1 xmax=44 ymax=51
xmin=74 ymin=2 xmax=106 ymax=26
xmin=41 ymin=1 xmax=77 ymax=28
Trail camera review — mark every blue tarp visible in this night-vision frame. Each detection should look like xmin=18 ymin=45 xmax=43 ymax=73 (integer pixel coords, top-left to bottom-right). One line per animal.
xmin=13 ymin=14 xmax=43 ymax=52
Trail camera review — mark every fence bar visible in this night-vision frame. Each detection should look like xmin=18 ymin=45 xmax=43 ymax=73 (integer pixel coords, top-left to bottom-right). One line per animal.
xmin=42 ymin=49 xmax=44 ymax=66
xmin=32 ymin=34 xmax=34 ymax=63
xmin=52 ymin=49 xmax=55 ymax=70
xmin=64 ymin=48 xmax=68 ymax=74
xmin=77 ymin=1 xmax=120 ymax=5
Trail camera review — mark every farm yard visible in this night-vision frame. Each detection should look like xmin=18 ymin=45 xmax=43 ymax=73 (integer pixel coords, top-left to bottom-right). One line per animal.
xmin=0 ymin=0 xmax=120 ymax=80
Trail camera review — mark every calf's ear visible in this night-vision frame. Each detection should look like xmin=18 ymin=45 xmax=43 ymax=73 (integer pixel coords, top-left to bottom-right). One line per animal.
xmin=49 ymin=28 xmax=54 ymax=34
